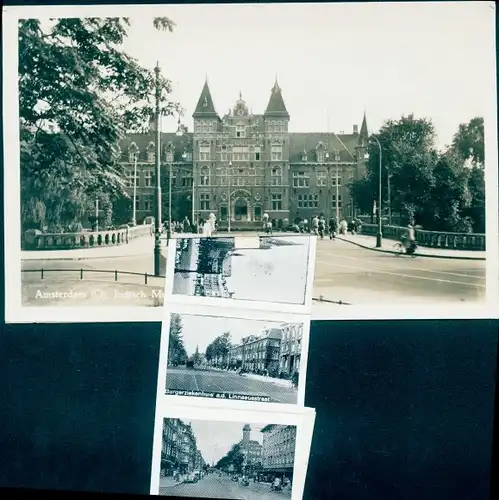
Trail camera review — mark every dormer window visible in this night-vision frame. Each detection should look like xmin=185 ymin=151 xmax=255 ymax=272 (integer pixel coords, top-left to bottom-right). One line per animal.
xmin=333 ymin=149 xmax=341 ymax=161
xmin=146 ymin=142 xmax=155 ymax=163
xmin=317 ymin=150 xmax=325 ymax=163
xmin=166 ymin=151 xmax=174 ymax=162
xmin=301 ymin=150 xmax=307 ymax=162
xmin=128 ymin=142 xmax=139 ymax=163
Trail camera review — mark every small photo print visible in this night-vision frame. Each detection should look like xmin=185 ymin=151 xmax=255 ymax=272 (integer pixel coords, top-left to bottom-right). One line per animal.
xmin=164 ymin=312 xmax=307 ymax=405
xmin=158 ymin=418 xmax=297 ymax=499
xmin=170 ymin=236 xmax=313 ymax=306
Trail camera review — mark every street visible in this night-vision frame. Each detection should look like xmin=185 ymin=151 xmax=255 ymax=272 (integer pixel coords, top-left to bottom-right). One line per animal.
xmin=159 ymin=473 xmax=291 ymax=499
xmin=314 ymin=238 xmax=485 ymax=305
xmin=20 ymin=236 xmax=485 ymax=307
xmin=166 ymin=367 xmax=297 ymax=404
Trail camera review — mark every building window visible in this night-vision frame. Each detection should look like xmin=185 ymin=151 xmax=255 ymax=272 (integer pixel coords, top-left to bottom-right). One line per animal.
xmin=249 ymin=168 xmax=256 ymax=176
xmin=236 ymin=124 xmax=246 ymax=138
xmin=148 ymin=150 xmax=155 ymax=163
xmin=182 ymin=172 xmax=193 ymax=187
xmin=271 ymin=145 xmax=282 ymax=161
xmin=129 ymin=152 xmax=138 ymax=164
xmin=331 ymin=175 xmax=342 ymax=187
xmin=144 ymin=195 xmax=153 ymax=212
xmin=331 ymin=194 xmax=342 ymax=209
xmin=316 ymin=171 xmax=326 ymax=187
xmin=144 ymin=171 xmax=153 ymax=187
xmin=297 ymin=194 xmax=318 ymax=208
xmin=185 ymin=152 xmax=192 ymax=162
xmin=271 ymin=194 xmax=282 ymax=211
xmin=292 ymin=171 xmax=309 ymax=188
xmin=317 ymin=150 xmax=325 ymax=162
xmin=235 ymin=177 xmax=245 ymax=186
xmin=200 ymin=166 xmax=210 ymax=186
xmin=199 ymin=145 xmax=210 ymax=161
xmin=301 ymin=151 xmax=307 ymax=162
xmin=166 ymin=151 xmax=174 ymax=162
xmin=135 ymin=196 xmax=141 ymax=211
xmin=271 ymin=167 xmax=282 ymax=186
xmin=255 ymin=147 xmax=261 ymax=161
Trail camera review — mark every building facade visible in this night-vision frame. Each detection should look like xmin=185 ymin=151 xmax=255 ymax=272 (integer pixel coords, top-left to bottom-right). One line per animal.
xmin=227 ymin=327 xmax=282 ymax=375
xmin=260 ymin=424 xmax=296 ymax=481
xmin=239 ymin=424 xmax=263 ymax=474
xmin=118 ymin=79 xmax=369 ymax=227
xmin=161 ymin=418 xmax=205 ymax=476
xmin=279 ymin=323 xmax=303 ymax=377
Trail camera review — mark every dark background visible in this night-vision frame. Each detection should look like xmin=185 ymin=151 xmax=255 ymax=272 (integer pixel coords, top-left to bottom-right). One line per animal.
xmin=0 ymin=319 xmax=497 ymax=500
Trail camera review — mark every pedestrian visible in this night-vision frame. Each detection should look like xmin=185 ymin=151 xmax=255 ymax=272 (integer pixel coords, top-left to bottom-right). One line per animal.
xmin=318 ymin=216 xmax=325 ymax=239
xmin=328 ymin=217 xmax=337 ymax=240
xmin=311 ymin=215 xmax=319 ymax=235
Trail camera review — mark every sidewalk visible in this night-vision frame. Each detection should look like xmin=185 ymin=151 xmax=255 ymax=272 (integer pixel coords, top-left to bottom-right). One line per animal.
xmin=241 ymin=372 xmax=294 ymax=389
xmin=22 ymin=235 xmax=161 ymax=261
xmin=159 ymin=476 xmax=181 ymax=488
xmin=337 ymin=234 xmax=486 ymax=260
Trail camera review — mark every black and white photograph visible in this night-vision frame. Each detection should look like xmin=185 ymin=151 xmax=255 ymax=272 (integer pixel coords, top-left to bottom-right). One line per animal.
xmin=156 ymin=418 xmax=298 ymax=500
xmin=4 ymin=2 xmax=497 ymax=322
xmin=169 ymin=236 xmax=313 ymax=307
xmin=163 ymin=312 xmax=309 ymax=405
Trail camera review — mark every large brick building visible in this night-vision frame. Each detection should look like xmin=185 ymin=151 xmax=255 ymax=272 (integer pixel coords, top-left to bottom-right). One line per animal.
xmin=119 ymin=79 xmax=369 ymax=228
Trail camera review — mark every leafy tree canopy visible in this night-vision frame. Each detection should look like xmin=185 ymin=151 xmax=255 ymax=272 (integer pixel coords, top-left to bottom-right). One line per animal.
xmin=19 ymin=16 xmax=182 ymax=231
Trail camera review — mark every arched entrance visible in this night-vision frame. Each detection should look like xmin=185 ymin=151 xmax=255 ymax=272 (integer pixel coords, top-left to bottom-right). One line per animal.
xmin=234 ymin=197 xmax=248 ymax=221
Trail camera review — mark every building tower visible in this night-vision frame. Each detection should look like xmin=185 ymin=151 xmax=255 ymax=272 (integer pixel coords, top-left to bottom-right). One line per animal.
xmin=192 ymin=79 xmax=220 ymax=223
xmin=242 ymin=424 xmax=251 ymax=444
xmin=263 ymin=79 xmax=290 ymax=219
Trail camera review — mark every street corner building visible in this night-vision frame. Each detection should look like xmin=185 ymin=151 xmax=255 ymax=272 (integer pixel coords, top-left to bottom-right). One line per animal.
xmin=260 ymin=424 xmax=297 ymax=485
xmin=161 ymin=418 xmax=206 ymax=478
xmin=118 ymin=79 xmax=370 ymax=229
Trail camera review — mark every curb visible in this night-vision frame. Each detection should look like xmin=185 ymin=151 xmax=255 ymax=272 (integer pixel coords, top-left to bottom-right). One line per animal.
xmin=336 ymin=237 xmax=486 ymax=261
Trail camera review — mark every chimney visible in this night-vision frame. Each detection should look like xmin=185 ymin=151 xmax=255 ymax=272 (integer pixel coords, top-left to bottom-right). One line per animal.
xmin=353 ymin=124 xmax=359 ymax=135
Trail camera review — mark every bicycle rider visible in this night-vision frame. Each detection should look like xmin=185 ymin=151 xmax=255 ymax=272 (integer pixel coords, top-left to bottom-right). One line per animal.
xmin=404 ymin=223 xmax=417 ymax=254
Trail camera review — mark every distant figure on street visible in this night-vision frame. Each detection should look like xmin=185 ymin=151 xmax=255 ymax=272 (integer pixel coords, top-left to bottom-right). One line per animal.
xmin=311 ymin=216 xmax=319 ymax=235
xmin=339 ymin=219 xmax=348 ymax=235
xmin=263 ymin=213 xmax=272 ymax=234
xmin=183 ymin=216 xmax=191 ymax=232
xmin=318 ymin=216 xmax=326 ymax=239
xmin=328 ymin=217 xmax=337 ymax=239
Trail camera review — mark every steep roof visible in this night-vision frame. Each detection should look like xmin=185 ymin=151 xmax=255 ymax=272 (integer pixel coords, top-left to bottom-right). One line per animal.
xmin=119 ymin=132 xmax=193 ymax=162
xmin=289 ymin=132 xmax=359 ymax=164
xmin=359 ymin=112 xmax=368 ymax=145
xmin=193 ymin=80 xmax=219 ymax=119
xmin=264 ymin=80 xmax=290 ymax=119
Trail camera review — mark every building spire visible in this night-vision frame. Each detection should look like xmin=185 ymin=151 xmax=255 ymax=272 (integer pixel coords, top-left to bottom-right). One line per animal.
xmin=265 ymin=78 xmax=289 ymax=118
xmin=193 ymin=79 xmax=219 ymax=119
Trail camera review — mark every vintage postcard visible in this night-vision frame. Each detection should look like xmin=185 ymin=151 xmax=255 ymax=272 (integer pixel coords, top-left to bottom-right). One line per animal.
xmin=164 ymin=234 xmax=316 ymax=314
xmin=4 ymin=2 xmax=498 ymax=323
xmin=156 ymin=304 xmax=311 ymax=410
xmin=150 ymin=404 xmax=316 ymax=500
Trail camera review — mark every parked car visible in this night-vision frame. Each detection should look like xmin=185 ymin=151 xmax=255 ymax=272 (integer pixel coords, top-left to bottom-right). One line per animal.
xmin=184 ymin=473 xmax=198 ymax=483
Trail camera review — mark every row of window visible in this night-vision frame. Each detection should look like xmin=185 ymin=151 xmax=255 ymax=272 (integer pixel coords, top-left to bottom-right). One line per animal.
xmin=194 ymin=121 xmax=286 ymax=136
xmin=297 ymin=194 xmax=343 ymax=208
xmin=293 ymin=171 xmax=350 ymax=188
xmin=200 ymin=145 xmax=282 ymax=161
xmin=198 ymin=193 xmax=283 ymax=211
xmin=128 ymin=152 xmax=192 ymax=164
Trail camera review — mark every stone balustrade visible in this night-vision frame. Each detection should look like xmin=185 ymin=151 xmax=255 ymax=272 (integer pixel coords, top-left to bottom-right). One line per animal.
xmin=359 ymin=223 xmax=486 ymax=251
xmin=24 ymin=224 xmax=154 ymax=250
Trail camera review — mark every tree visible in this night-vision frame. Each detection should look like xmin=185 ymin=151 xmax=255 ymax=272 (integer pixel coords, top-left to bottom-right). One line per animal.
xmin=216 ymin=444 xmax=245 ymax=473
xmin=168 ymin=313 xmax=188 ymax=366
xmin=450 ymin=117 xmax=484 ymax=167
xmin=191 ymin=345 xmax=202 ymax=366
xmin=19 ymin=17 xmax=182 ymax=232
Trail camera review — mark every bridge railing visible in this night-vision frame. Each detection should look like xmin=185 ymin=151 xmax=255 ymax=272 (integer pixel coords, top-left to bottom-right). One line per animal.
xmin=23 ymin=224 xmax=154 ymax=250
xmin=359 ymin=223 xmax=486 ymax=251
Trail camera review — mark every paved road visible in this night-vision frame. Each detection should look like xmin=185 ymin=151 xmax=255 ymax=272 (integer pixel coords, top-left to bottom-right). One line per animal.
xmin=160 ymin=473 xmax=291 ymax=499
xmin=314 ymin=238 xmax=485 ymax=305
xmin=20 ymin=237 xmax=485 ymax=307
xmin=166 ymin=367 xmax=297 ymax=404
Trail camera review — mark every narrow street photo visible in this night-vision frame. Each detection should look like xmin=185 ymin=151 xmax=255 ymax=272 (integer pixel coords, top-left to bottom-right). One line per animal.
xmin=158 ymin=419 xmax=296 ymax=499
xmin=172 ymin=236 xmax=312 ymax=305
xmin=165 ymin=314 xmax=305 ymax=405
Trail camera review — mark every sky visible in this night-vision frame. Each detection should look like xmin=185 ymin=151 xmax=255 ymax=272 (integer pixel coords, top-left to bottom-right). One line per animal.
xmin=174 ymin=314 xmax=285 ymax=356
xmin=115 ymin=1 xmax=496 ymax=150
xmin=183 ymin=419 xmax=266 ymax=465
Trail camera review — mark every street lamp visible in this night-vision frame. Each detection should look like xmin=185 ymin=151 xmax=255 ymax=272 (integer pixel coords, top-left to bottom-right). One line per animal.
xmin=227 ymin=159 xmax=232 ymax=233
xmin=334 ymin=152 xmax=340 ymax=222
xmin=325 ymin=151 xmax=330 ymax=220
xmin=153 ymin=63 xmax=162 ymax=276
xmin=371 ymin=135 xmax=383 ymax=248
xmin=132 ymin=152 xmax=138 ymax=226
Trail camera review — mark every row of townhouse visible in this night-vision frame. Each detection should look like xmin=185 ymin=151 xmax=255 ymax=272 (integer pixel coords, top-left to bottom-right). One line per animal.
xmin=260 ymin=424 xmax=297 ymax=482
xmin=161 ymin=418 xmax=205 ymax=477
xmin=209 ymin=323 xmax=303 ymax=378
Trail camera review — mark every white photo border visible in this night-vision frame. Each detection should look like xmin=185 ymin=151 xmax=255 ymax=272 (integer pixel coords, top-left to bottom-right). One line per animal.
xmin=163 ymin=234 xmax=317 ymax=316
xmin=4 ymin=4 xmax=498 ymax=323
xmin=156 ymin=302 xmax=312 ymax=412
xmin=149 ymin=404 xmax=316 ymax=500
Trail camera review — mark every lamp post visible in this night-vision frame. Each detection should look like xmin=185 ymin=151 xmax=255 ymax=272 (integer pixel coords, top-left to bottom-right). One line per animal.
xmin=227 ymin=159 xmax=232 ymax=233
xmin=95 ymin=199 xmax=99 ymax=232
xmin=372 ymin=135 xmax=383 ymax=248
xmin=325 ymin=152 xmax=330 ymax=220
xmin=132 ymin=152 xmax=138 ymax=226
xmin=335 ymin=153 xmax=340 ymax=222
xmin=153 ymin=63 xmax=162 ymax=276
